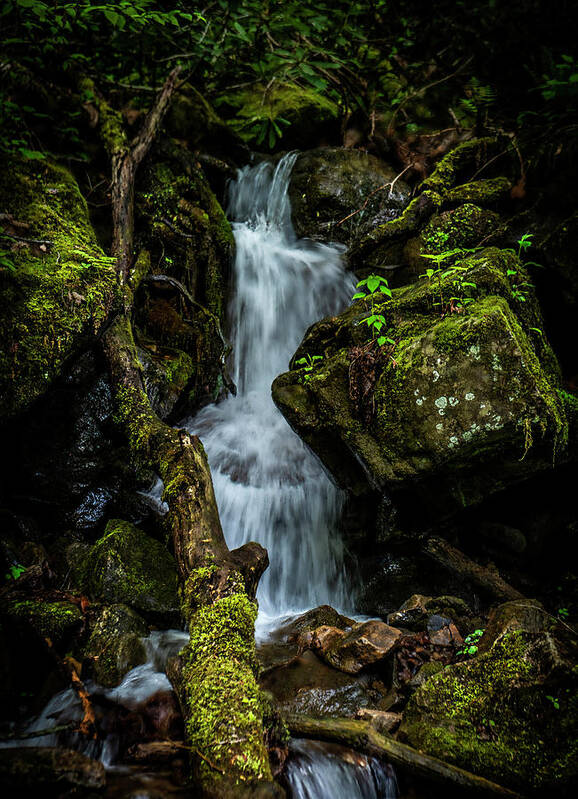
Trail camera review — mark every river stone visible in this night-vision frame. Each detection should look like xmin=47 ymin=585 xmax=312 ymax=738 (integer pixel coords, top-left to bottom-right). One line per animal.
xmin=76 ymin=519 xmax=179 ymax=623
xmin=272 ymin=246 xmax=569 ymax=520
xmin=388 ymin=594 xmax=471 ymax=631
xmin=354 ymin=708 xmax=402 ymax=734
xmin=288 ymin=147 xmax=411 ymax=244
xmin=315 ymin=620 xmax=402 ymax=674
xmin=83 ymin=604 xmax=148 ymax=687
xmin=0 ymin=747 xmax=105 ymax=791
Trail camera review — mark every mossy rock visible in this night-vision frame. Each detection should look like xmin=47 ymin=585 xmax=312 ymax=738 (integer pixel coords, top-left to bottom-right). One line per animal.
xmin=82 ymin=603 xmax=148 ymax=687
xmin=3 ymin=599 xmax=82 ymax=644
xmin=76 ymin=519 xmax=179 ymax=623
xmin=136 ymin=339 xmax=195 ymax=420
xmin=399 ymin=629 xmax=578 ymax=792
xmin=217 ymin=81 xmax=340 ymax=151
xmin=0 ymin=157 xmax=118 ymax=419
xmin=443 ymin=176 xmax=512 ymax=207
xmin=288 ymin=147 xmax=411 ymax=244
xmin=272 ymin=246 xmax=569 ymax=516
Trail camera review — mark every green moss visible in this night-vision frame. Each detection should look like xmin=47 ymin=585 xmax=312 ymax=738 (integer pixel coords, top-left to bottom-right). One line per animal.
xmin=82 ymin=604 xmax=148 ymax=688
xmin=77 ymin=519 xmax=179 ymax=621
xmin=444 ymin=176 xmax=511 ymax=206
xmin=420 ymin=203 xmax=501 ymax=254
xmin=401 ymin=631 xmax=578 ymax=790
xmin=0 ymin=156 xmax=118 ymax=418
xmin=180 ymin=592 xmax=272 ymax=787
xmin=6 ymin=599 xmax=82 ymax=642
xmin=420 ymin=137 xmax=497 ymax=196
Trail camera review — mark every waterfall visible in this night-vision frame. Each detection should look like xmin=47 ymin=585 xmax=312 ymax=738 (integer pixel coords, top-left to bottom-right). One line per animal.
xmin=187 ymin=153 xmax=356 ymax=623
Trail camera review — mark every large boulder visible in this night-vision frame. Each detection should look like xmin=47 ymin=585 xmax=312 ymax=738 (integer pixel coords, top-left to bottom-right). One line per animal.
xmin=75 ymin=519 xmax=180 ymax=624
xmin=288 ymin=148 xmax=411 ymax=244
xmin=0 ymin=157 xmax=117 ymax=419
xmin=273 ymin=245 xmax=571 ymax=520
xmin=399 ymin=611 xmax=578 ymax=793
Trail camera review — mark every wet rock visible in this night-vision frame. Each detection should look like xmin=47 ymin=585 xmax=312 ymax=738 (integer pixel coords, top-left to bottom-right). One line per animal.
xmin=388 ymin=594 xmax=471 ymax=631
xmin=83 ymin=604 xmax=148 ymax=687
xmin=0 ymin=747 xmax=105 ymax=791
xmin=75 ymin=519 xmax=180 ymax=624
xmin=289 ymin=147 xmax=410 ymax=244
xmin=476 ymin=598 xmax=550 ymax=655
xmin=314 ymin=620 xmax=402 ymax=675
xmin=427 ymin=617 xmax=463 ymax=647
xmin=261 ymin=650 xmax=382 ymax=718
xmin=273 ymin=245 xmax=569 ymax=522
xmin=311 ymin=624 xmax=345 ymax=652
xmin=399 ymin=624 xmax=578 ymax=793
xmin=354 ymin=708 xmax=402 ymax=734
xmin=406 ymin=659 xmax=445 ymax=690
xmin=3 ymin=598 xmax=82 ymax=645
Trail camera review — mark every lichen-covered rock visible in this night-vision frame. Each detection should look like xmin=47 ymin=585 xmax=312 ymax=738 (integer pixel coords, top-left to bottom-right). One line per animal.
xmin=217 ymin=81 xmax=339 ymax=151
xmin=272 ymin=246 xmax=569 ymax=517
xmin=313 ymin=620 xmax=402 ymax=674
xmin=82 ymin=603 xmax=148 ymax=687
xmin=0 ymin=157 xmax=117 ymax=419
xmin=288 ymin=148 xmax=411 ymax=244
xmin=76 ymin=519 xmax=179 ymax=623
xmin=399 ymin=627 xmax=578 ymax=792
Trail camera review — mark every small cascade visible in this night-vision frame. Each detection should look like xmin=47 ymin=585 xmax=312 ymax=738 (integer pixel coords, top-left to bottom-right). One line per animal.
xmin=286 ymin=739 xmax=398 ymax=799
xmin=187 ymin=153 xmax=356 ymax=623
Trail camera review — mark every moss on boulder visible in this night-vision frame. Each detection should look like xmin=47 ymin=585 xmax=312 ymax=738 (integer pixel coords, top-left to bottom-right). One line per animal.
xmin=82 ymin=603 xmax=148 ymax=687
xmin=3 ymin=599 xmax=82 ymax=644
xmin=0 ymin=157 xmax=118 ymax=419
xmin=399 ymin=627 xmax=578 ymax=792
xmin=77 ymin=519 xmax=179 ymax=623
xmin=273 ymin=246 xmax=569 ymax=513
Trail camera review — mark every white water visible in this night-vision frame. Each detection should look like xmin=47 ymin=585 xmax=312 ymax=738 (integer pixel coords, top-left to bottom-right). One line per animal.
xmin=287 ymin=740 xmax=398 ymax=799
xmin=187 ymin=153 xmax=356 ymax=626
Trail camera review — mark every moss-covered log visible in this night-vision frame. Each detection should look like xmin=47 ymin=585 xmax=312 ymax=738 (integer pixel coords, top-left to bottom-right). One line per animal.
xmin=287 ymin=715 xmax=522 ymax=797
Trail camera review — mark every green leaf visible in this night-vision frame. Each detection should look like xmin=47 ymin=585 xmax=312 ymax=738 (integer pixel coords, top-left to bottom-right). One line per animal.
xmin=366 ymin=275 xmax=380 ymax=293
xmin=352 ymin=292 xmax=366 ymax=300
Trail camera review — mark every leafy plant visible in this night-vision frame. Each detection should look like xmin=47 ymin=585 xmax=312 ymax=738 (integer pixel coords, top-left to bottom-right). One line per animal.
xmin=295 ymin=353 xmax=323 ymax=383
xmin=457 ymin=628 xmax=484 ymax=657
xmin=4 ymin=563 xmax=26 ymax=581
xmin=557 ymin=607 xmax=570 ymax=620
xmin=546 ymin=694 xmax=560 ymax=710
xmin=352 ymin=274 xmax=395 ymax=347
xmin=420 ymin=249 xmax=479 ymax=314
xmin=505 ymin=233 xmax=541 ymax=303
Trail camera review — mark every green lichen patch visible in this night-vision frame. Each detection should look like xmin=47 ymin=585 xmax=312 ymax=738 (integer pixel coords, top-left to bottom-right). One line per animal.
xmin=400 ymin=631 xmax=578 ymax=791
xmin=0 ymin=156 xmax=118 ymax=418
xmin=76 ymin=519 xmax=179 ymax=622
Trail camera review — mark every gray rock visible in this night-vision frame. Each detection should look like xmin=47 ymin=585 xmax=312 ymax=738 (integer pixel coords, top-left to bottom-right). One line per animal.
xmin=83 ymin=604 xmax=148 ymax=687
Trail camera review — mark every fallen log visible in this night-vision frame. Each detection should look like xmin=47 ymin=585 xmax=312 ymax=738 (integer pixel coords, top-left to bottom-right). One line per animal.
xmin=286 ymin=715 xmax=522 ymax=798
xmin=423 ymin=537 xmax=524 ymax=603
xmin=84 ymin=69 xmax=283 ymax=797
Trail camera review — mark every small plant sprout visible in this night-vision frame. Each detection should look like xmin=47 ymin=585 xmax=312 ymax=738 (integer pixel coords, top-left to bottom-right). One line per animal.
xmin=4 ymin=563 xmax=26 ymax=581
xmin=546 ymin=695 xmax=561 ymax=710
xmin=295 ymin=353 xmax=323 ymax=383
xmin=420 ymin=248 xmax=479 ymax=314
xmin=457 ymin=628 xmax=484 ymax=657
xmin=353 ymin=274 xmax=395 ymax=347
xmin=557 ymin=607 xmax=570 ymax=620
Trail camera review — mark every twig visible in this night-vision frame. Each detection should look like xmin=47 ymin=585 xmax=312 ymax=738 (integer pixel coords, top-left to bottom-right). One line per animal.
xmin=0 ymin=723 xmax=74 ymax=741
xmin=335 ymin=164 xmax=413 ymax=228
xmin=160 ymin=217 xmax=195 ymax=239
xmin=0 ymin=231 xmax=53 ymax=247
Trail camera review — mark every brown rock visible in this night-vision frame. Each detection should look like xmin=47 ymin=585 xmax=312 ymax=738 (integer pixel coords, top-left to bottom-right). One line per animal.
xmin=355 ymin=708 xmax=402 ymax=734
xmin=311 ymin=625 xmax=345 ymax=652
xmin=429 ymin=622 xmax=463 ymax=647
xmin=320 ymin=620 xmax=402 ymax=674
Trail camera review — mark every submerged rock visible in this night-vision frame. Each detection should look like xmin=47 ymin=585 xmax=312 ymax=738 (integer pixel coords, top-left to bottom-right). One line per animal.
xmin=76 ymin=519 xmax=179 ymax=624
xmin=83 ymin=603 xmax=148 ymax=687
xmin=288 ymin=147 xmax=411 ymax=244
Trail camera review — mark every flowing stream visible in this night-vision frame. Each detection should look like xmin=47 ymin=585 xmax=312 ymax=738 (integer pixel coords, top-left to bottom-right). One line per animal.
xmin=8 ymin=154 xmax=398 ymax=798
xmin=187 ymin=153 xmax=356 ymax=626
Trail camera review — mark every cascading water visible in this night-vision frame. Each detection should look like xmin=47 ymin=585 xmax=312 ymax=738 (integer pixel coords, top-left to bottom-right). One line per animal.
xmin=187 ymin=153 xmax=356 ymax=623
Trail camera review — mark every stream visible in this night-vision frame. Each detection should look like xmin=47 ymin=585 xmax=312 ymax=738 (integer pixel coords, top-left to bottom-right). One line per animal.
xmin=7 ymin=154 xmax=399 ymax=798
